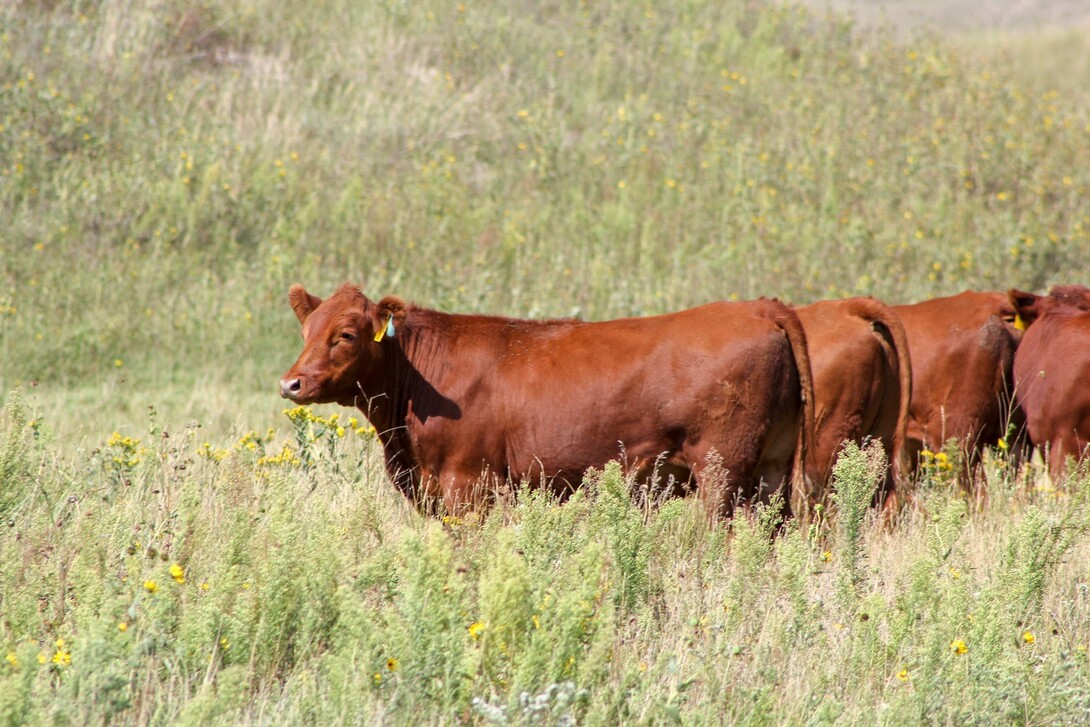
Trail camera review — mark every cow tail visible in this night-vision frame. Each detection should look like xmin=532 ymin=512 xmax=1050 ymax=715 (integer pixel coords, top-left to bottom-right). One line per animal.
xmin=773 ymin=304 xmax=816 ymax=519
xmin=857 ymin=300 xmax=914 ymax=487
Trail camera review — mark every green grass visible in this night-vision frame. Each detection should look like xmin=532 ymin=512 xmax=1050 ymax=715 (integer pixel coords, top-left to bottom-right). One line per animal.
xmin=3 ymin=395 xmax=1090 ymax=724
xmin=3 ymin=0 xmax=1090 ymax=722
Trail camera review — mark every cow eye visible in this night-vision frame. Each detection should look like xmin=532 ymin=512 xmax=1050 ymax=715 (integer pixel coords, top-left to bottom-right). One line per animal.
xmin=339 ymin=331 xmax=356 ymax=342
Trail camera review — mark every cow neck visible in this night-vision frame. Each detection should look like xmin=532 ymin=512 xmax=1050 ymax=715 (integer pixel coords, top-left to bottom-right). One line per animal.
xmin=359 ymin=309 xmax=449 ymax=440
xmin=356 ymin=310 xmax=453 ymax=501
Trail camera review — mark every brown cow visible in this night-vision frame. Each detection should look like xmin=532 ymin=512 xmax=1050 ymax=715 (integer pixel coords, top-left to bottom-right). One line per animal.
xmin=1010 ymin=285 xmax=1090 ymax=476
xmin=280 ymin=284 xmax=815 ymax=520
xmin=892 ymin=291 xmax=1023 ymax=481
xmin=795 ymin=297 xmax=912 ymax=509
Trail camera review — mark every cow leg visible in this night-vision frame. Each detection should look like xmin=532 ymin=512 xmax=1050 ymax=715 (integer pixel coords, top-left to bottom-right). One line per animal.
xmin=685 ymin=444 xmax=756 ymax=522
xmin=432 ymin=466 xmax=497 ymax=516
xmin=685 ymin=430 xmax=775 ymax=522
xmin=1048 ymin=429 xmax=1087 ymax=480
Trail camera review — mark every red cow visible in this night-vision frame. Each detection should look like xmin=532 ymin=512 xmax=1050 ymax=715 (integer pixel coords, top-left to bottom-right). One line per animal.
xmin=892 ymin=291 xmax=1023 ymax=480
xmin=1010 ymin=285 xmax=1090 ymax=476
xmin=795 ymin=297 xmax=912 ymax=509
xmin=280 ymin=284 xmax=815 ymax=520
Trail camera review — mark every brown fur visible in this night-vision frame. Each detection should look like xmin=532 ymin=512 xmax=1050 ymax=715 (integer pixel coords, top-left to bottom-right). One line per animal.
xmin=1010 ymin=285 xmax=1090 ymax=476
xmin=892 ymin=291 xmax=1022 ymax=482
xmin=796 ymin=297 xmax=912 ymax=511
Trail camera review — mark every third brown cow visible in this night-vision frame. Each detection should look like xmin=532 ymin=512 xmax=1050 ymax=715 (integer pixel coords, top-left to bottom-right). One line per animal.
xmin=892 ymin=291 xmax=1023 ymax=481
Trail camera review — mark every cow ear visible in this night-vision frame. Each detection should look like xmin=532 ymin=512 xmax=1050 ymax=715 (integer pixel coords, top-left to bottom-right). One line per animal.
xmin=288 ymin=284 xmax=322 ymax=324
xmin=373 ymin=295 xmax=408 ymax=341
xmin=1007 ymin=288 xmax=1041 ymax=327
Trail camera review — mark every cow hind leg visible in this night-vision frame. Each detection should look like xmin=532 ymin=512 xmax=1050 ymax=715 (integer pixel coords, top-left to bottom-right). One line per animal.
xmin=1048 ymin=429 xmax=1088 ymax=480
xmin=685 ymin=442 xmax=758 ymax=522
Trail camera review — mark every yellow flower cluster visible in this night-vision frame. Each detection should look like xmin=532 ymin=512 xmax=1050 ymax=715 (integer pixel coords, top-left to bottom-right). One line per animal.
xmin=170 ymin=564 xmax=185 ymax=584
xmin=282 ymin=406 xmax=375 ymax=437
xmin=197 ymin=442 xmax=229 ymax=462
xmin=106 ymin=431 xmax=144 ymax=468
xmin=51 ymin=638 xmax=70 ymax=666
xmin=919 ymin=449 xmax=953 ymax=471
xmin=198 ymin=428 xmax=280 ymax=462
xmin=257 ymin=445 xmax=302 ymax=467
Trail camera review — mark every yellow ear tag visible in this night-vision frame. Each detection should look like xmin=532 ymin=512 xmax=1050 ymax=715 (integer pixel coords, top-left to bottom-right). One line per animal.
xmin=373 ymin=314 xmax=395 ymax=342
xmin=1014 ymin=314 xmax=1026 ymax=331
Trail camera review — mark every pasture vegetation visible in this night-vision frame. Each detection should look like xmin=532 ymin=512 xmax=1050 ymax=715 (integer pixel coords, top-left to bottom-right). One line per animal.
xmin=2 ymin=0 xmax=1090 ymax=723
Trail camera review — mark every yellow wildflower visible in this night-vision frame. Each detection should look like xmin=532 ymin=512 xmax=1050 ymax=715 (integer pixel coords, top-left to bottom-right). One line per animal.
xmin=821 ymin=551 xmax=832 ymax=562
xmin=1023 ymin=631 xmax=1035 ymax=644
xmin=119 ymin=622 xmax=128 ymax=632
xmin=386 ymin=657 xmax=399 ymax=672
xmin=373 ymin=672 xmax=382 ymax=685
xmin=37 ymin=653 xmax=46 ymax=665
xmin=897 ymin=668 xmax=908 ymax=681
xmin=468 ymin=621 xmax=486 ymax=640
xmin=170 ymin=564 xmax=185 ymax=584
xmin=950 ymin=639 xmax=968 ymax=655
xmin=144 ymin=580 xmax=158 ymax=594
xmin=5 ymin=652 xmax=16 ymax=667
xmin=220 ymin=637 xmax=230 ymax=651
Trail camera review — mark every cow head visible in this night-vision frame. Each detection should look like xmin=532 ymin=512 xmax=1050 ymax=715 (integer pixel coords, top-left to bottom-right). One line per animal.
xmin=1007 ymin=289 xmax=1043 ymax=328
xmin=1009 ymin=285 xmax=1090 ymax=330
xmin=279 ymin=283 xmax=408 ymax=405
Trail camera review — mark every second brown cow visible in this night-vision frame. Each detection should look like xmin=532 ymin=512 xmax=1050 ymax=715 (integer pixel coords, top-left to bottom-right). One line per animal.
xmin=796 ymin=297 xmax=912 ymax=509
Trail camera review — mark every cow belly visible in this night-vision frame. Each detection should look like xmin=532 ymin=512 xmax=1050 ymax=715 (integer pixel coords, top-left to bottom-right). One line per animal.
xmin=436 ymin=336 xmax=797 ymax=511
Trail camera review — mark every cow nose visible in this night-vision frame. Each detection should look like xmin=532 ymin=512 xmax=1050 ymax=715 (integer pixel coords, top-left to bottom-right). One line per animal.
xmin=280 ymin=378 xmax=302 ymax=399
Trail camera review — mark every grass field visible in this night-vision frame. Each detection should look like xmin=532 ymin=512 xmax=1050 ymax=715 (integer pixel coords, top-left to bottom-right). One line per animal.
xmin=3 ymin=0 xmax=1090 ymax=723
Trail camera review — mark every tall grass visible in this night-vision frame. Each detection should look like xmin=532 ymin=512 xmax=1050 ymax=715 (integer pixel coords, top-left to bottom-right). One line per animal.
xmin=3 ymin=395 xmax=1090 ymax=724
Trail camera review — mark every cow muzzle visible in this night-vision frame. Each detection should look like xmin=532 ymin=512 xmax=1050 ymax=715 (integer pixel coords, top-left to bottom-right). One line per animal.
xmin=280 ymin=377 xmax=303 ymax=400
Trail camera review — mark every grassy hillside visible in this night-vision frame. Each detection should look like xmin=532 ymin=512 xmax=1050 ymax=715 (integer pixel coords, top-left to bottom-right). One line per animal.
xmin=2 ymin=0 xmax=1090 ymax=435
xmin=3 ymin=0 xmax=1090 ymax=723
